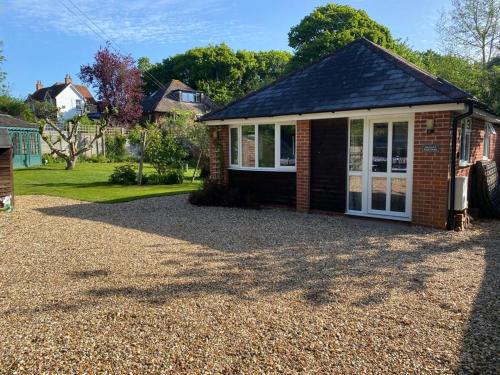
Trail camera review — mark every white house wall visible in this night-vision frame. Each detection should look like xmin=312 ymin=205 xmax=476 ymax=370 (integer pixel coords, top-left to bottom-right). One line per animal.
xmin=55 ymin=85 xmax=85 ymax=122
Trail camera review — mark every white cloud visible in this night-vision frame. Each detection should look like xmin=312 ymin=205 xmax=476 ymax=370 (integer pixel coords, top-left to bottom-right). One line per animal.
xmin=4 ymin=0 xmax=262 ymax=45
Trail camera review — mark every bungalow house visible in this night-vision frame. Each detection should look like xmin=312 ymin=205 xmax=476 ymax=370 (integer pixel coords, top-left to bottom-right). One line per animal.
xmin=29 ymin=74 xmax=97 ymax=123
xmin=142 ymin=79 xmax=217 ymax=122
xmin=201 ymin=38 xmax=500 ymax=230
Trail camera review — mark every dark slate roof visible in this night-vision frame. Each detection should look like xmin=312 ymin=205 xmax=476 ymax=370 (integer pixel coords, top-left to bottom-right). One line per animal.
xmin=142 ymin=79 xmax=218 ymax=115
xmin=30 ymin=83 xmax=68 ymax=101
xmin=0 ymin=114 xmax=38 ymax=129
xmin=0 ymin=128 xmax=12 ymax=149
xmin=202 ymin=38 xmax=475 ymax=121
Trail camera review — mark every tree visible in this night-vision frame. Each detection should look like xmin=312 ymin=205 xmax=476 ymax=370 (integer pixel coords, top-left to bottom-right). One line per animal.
xmin=37 ymin=103 xmax=111 ymax=170
xmin=0 ymin=41 xmax=8 ymax=95
xmin=287 ymin=3 xmax=395 ymax=69
xmin=80 ymin=44 xmax=144 ymax=125
xmin=146 ymin=128 xmax=187 ymax=178
xmin=437 ymin=0 xmax=500 ymax=67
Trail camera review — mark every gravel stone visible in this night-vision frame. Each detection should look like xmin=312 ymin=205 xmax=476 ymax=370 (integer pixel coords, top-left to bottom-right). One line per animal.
xmin=0 ymin=195 xmax=498 ymax=374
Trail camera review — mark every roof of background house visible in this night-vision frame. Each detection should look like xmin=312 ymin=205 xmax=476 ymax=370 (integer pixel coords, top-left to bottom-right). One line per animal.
xmin=202 ymin=38 xmax=480 ymax=121
xmin=142 ymin=79 xmax=217 ymax=115
xmin=0 ymin=128 xmax=12 ymax=149
xmin=30 ymin=83 xmax=95 ymax=103
xmin=74 ymin=85 xmax=96 ymax=104
xmin=0 ymin=113 xmax=38 ymax=129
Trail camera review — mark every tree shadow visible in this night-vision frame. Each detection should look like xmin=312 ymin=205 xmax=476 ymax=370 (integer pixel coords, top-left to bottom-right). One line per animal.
xmin=35 ymin=196 xmax=485 ymax=308
xmin=456 ymin=221 xmax=499 ymax=374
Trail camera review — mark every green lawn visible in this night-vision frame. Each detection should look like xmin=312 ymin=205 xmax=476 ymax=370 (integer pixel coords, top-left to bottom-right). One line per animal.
xmin=14 ymin=162 xmax=202 ymax=203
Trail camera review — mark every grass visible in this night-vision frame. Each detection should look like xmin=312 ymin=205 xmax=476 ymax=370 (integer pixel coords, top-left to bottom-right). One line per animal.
xmin=14 ymin=162 xmax=202 ymax=203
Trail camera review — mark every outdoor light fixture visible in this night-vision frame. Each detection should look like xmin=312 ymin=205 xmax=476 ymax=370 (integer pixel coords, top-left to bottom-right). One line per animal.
xmin=426 ymin=119 xmax=435 ymax=133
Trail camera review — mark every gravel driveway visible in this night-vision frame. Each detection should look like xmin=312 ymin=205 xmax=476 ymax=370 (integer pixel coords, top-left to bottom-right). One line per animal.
xmin=0 ymin=195 xmax=498 ymax=374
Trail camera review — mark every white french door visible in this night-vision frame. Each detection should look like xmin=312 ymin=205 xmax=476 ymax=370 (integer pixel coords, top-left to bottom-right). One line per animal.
xmin=347 ymin=117 xmax=413 ymax=220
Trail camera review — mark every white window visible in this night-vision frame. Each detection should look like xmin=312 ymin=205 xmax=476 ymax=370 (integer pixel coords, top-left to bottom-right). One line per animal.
xmin=459 ymin=118 xmax=472 ymax=166
xmin=483 ymin=122 xmax=496 ymax=160
xmin=229 ymin=124 xmax=296 ymax=170
xmin=180 ymin=91 xmax=201 ymax=103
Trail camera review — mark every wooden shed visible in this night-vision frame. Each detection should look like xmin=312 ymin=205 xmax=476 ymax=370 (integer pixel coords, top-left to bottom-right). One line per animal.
xmin=0 ymin=127 xmax=14 ymax=209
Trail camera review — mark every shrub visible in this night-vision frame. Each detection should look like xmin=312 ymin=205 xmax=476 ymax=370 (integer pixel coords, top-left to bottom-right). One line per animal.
xmin=146 ymin=130 xmax=187 ymax=176
xmin=142 ymin=169 xmax=184 ymax=185
xmin=105 ymin=134 xmax=127 ymax=161
xmin=109 ymin=164 xmax=137 ymax=185
xmin=188 ymin=180 xmax=259 ymax=208
xmin=81 ymin=155 xmax=109 ymax=163
xmin=42 ymin=153 xmax=60 ymax=164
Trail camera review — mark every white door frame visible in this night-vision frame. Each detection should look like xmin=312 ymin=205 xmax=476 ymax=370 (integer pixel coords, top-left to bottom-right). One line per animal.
xmin=346 ymin=114 xmax=414 ymax=221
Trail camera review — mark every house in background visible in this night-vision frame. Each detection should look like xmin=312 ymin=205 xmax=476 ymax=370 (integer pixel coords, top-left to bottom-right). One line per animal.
xmin=142 ymin=79 xmax=217 ymax=122
xmin=202 ymin=38 xmax=500 ymax=230
xmin=29 ymin=74 xmax=97 ymax=123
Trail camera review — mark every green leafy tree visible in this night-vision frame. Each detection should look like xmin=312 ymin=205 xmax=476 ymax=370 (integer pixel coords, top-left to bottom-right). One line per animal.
xmin=288 ymin=3 xmax=395 ymax=69
xmin=141 ymin=44 xmax=292 ymax=104
xmin=145 ymin=128 xmax=187 ymax=177
xmin=0 ymin=41 xmax=7 ymax=95
xmin=0 ymin=95 xmax=35 ymax=121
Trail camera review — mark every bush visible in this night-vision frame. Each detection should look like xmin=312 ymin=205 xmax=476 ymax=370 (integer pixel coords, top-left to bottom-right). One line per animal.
xmin=105 ymin=134 xmax=127 ymax=162
xmin=42 ymin=153 xmax=60 ymax=164
xmin=109 ymin=164 xmax=137 ymax=185
xmin=81 ymin=154 xmax=109 ymax=163
xmin=188 ymin=180 xmax=259 ymax=208
xmin=146 ymin=129 xmax=187 ymax=176
xmin=142 ymin=169 xmax=184 ymax=185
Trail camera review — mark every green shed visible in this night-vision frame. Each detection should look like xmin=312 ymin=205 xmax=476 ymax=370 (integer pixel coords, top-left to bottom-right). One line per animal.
xmin=0 ymin=114 xmax=42 ymax=169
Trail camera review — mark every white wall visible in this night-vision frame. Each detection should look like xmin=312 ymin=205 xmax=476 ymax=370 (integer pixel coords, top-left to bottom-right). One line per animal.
xmin=55 ymin=85 xmax=85 ymax=122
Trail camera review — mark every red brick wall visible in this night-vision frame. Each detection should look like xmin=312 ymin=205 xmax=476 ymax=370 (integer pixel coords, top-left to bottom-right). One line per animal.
xmin=208 ymin=125 xmax=229 ymax=185
xmin=412 ymin=111 xmax=453 ymax=229
xmin=296 ymin=120 xmax=311 ymax=212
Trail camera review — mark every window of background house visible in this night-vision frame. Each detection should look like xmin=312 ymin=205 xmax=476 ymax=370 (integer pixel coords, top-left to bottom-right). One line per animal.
xmin=460 ymin=118 xmax=471 ymax=166
xmin=230 ymin=128 xmax=239 ymax=165
xmin=242 ymin=125 xmax=255 ymax=167
xmin=280 ymin=125 xmax=296 ymax=166
xmin=258 ymin=124 xmax=275 ymax=167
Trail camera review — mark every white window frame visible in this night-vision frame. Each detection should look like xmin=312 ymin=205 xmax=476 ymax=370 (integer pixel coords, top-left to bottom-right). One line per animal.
xmin=228 ymin=123 xmax=296 ymax=172
xmin=459 ymin=118 xmax=472 ymax=167
xmin=483 ymin=122 xmax=495 ymax=160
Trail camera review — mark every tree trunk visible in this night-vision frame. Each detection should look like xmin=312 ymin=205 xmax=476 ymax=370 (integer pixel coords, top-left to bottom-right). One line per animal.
xmin=137 ymin=130 xmax=146 ymax=185
xmin=192 ymin=151 xmax=202 ymax=183
xmin=65 ymin=156 xmax=77 ymax=170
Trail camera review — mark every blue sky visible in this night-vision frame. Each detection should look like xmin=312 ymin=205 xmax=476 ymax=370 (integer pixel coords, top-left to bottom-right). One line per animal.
xmin=0 ymin=0 xmax=450 ymax=98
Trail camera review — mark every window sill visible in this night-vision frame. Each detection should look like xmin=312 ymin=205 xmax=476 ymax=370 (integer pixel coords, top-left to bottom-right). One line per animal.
xmin=458 ymin=161 xmax=472 ymax=167
xmin=229 ymin=166 xmax=296 ymax=172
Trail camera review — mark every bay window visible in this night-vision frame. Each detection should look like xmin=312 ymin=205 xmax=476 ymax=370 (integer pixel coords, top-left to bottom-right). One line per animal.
xmin=229 ymin=124 xmax=296 ymax=170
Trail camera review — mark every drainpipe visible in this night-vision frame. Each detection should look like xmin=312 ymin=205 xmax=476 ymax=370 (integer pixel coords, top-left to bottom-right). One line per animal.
xmin=447 ymin=101 xmax=474 ymax=230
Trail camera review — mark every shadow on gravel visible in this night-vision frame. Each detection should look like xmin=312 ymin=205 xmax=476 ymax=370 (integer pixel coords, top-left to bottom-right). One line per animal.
xmin=456 ymin=225 xmax=499 ymax=375
xmin=36 ymin=197 xmax=492 ymax=308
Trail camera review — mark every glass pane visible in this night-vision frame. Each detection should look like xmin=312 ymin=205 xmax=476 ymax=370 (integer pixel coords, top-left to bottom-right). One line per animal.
xmin=391 ymin=178 xmax=406 ymax=212
xmin=230 ymin=128 xmax=238 ymax=165
xmin=372 ymin=123 xmax=388 ymax=172
xmin=280 ymin=125 xmax=295 ymax=166
xmin=349 ymin=176 xmax=362 ymax=211
xmin=242 ymin=125 xmax=255 ymax=167
xmin=392 ymin=122 xmax=408 ymax=173
xmin=349 ymin=119 xmax=363 ymax=171
xmin=258 ymin=124 xmax=275 ymax=167
xmin=371 ymin=177 xmax=387 ymax=211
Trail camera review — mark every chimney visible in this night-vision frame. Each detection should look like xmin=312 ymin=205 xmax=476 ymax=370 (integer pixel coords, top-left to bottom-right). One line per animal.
xmin=36 ymin=80 xmax=43 ymax=91
xmin=64 ymin=74 xmax=72 ymax=85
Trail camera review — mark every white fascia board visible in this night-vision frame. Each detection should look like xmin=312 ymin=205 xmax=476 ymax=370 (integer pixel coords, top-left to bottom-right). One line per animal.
xmin=202 ymin=103 xmax=466 ymax=126
xmin=472 ymin=108 xmax=500 ymax=124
